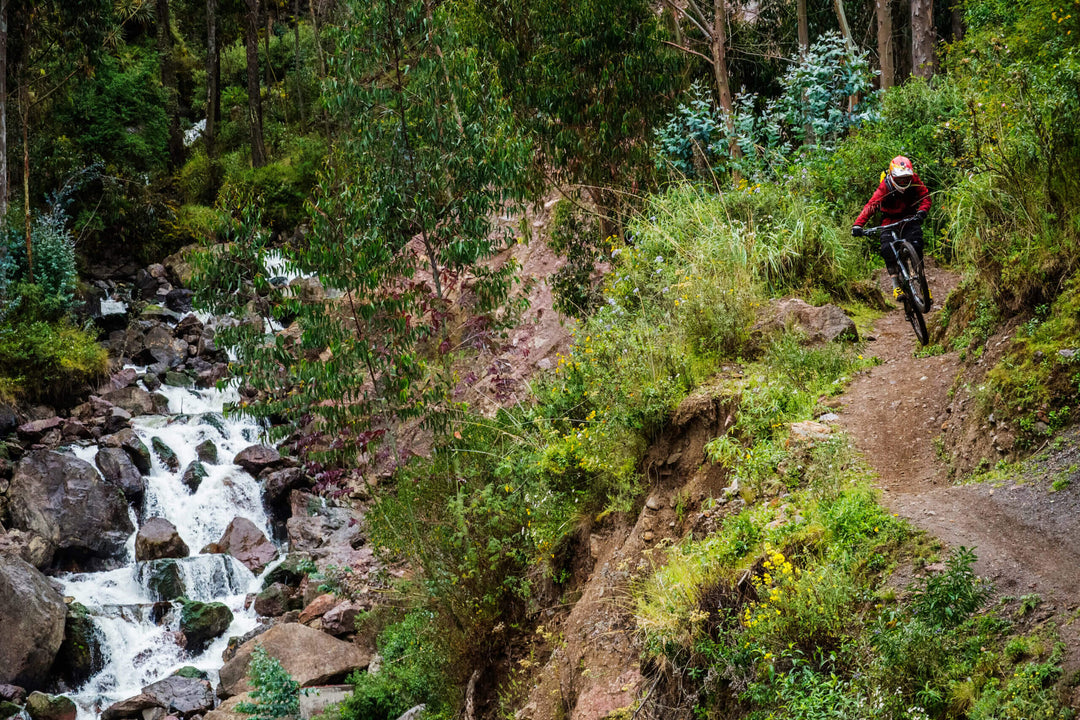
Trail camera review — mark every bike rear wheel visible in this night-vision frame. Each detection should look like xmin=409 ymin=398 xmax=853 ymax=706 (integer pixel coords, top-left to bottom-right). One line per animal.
xmin=898 ymin=241 xmax=931 ymax=313
xmin=905 ymin=299 xmax=929 ymax=345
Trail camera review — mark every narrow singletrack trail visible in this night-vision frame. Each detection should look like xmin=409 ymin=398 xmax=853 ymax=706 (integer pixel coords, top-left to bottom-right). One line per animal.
xmin=837 ymin=265 xmax=1080 ymax=653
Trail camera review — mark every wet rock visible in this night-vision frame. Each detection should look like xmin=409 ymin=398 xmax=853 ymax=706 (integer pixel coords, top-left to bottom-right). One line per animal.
xmin=0 ymin=701 xmax=20 ymax=719
xmin=0 ymin=406 xmax=18 ymax=437
xmin=262 ymin=553 xmax=313 ymax=589
xmin=254 ymin=583 xmax=293 ymax=618
xmin=16 ymin=417 xmax=62 ymax=444
xmin=234 ymin=445 xmax=282 ymax=476
xmin=100 ymin=387 xmax=156 ymax=417
xmin=195 ymin=440 xmax=219 ymax=465
xmin=60 ymin=419 xmax=93 ymax=441
xmin=152 ymin=437 xmax=181 ymax=472
xmin=180 ymin=461 xmax=208 ymax=493
xmin=101 ymin=693 xmax=164 ymax=720
xmin=100 ymin=368 xmax=139 ymax=393
xmin=25 ymin=692 xmax=75 ymax=720
xmin=136 ymin=518 xmax=190 ymax=562
xmin=261 ymin=467 xmax=309 ymax=506
xmin=136 ymin=324 xmax=189 ymax=368
xmin=200 ymin=413 xmax=228 ymax=439
xmin=139 ymin=559 xmax=186 ymax=601
xmin=139 ymin=305 xmax=183 ymax=325
xmin=103 ymin=407 xmax=132 ymax=435
xmin=179 ymin=600 xmax=234 ymax=654
xmin=95 ymin=448 xmax=146 ymax=503
xmin=54 ymin=601 xmax=104 ymax=687
xmin=217 ymin=622 xmax=372 ymax=699
xmin=215 ymin=517 xmax=278 ymax=574
xmin=163 ymin=372 xmax=194 ymax=388
xmin=135 ymin=267 xmax=164 ymax=300
xmin=0 ymin=557 xmax=66 ymax=687
xmin=165 ymin=289 xmax=194 ymax=314
xmin=0 ymin=686 xmax=26 ymax=704
xmin=8 ymin=450 xmax=134 ymax=566
xmin=103 ymin=429 xmax=153 ymax=474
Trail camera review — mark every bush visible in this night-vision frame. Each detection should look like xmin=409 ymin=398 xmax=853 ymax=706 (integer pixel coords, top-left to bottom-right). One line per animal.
xmin=236 ymin=646 xmax=299 ymax=720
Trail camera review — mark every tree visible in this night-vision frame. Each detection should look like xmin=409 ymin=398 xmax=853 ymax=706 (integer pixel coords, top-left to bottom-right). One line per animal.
xmin=157 ymin=0 xmax=184 ymax=168
xmin=0 ymin=0 xmax=9 ymax=219
xmin=244 ymin=0 xmax=267 ymax=167
xmin=468 ymin=0 xmax=680 ymax=230
xmin=911 ymin=0 xmax=935 ymax=78
xmin=195 ymin=0 xmax=532 ymax=470
xmin=877 ymin=0 xmax=894 ymax=89
xmin=206 ymin=0 xmax=221 ymax=170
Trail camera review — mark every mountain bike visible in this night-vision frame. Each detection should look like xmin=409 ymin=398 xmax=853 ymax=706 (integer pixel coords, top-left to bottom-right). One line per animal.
xmin=861 ymin=217 xmax=931 ymax=345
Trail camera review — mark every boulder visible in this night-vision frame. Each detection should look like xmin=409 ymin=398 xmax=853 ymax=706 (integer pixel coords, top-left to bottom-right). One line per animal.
xmin=0 ymin=685 xmax=27 ymax=704
xmin=165 ymin=289 xmax=194 ymax=314
xmin=0 ymin=557 xmax=66 ymax=687
xmin=151 ymin=437 xmax=180 ymax=472
xmin=162 ymin=247 xmax=197 ymax=289
xmin=139 ymin=559 xmax=186 ymax=601
xmin=101 ymin=693 xmax=165 ymax=720
xmin=321 ymin=602 xmax=364 ymax=637
xmin=25 ymin=693 xmax=75 ymax=720
xmin=0 ymin=405 xmax=18 ymax=437
xmin=217 ymin=623 xmax=371 ymax=698
xmin=142 ymin=673 xmax=215 ymax=718
xmin=262 ymin=553 xmax=313 ymax=589
xmin=298 ymin=593 xmax=339 ymax=625
xmin=195 ymin=440 xmax=219 ymax=465
xmin=102 ymin=429 xmax=153 ymax=474
xmin=253 ymin=583 xmax=294 ymax=618
xmin=765 ymin=298 xmax=858 ymax=343
xmin=0 ymin=529 xmax=53 ymax=569
xmin=0 ymin=701 xmax=20 ymax=720
xmin=136 ymin=518 xmax=190 ymax=562
xmin=95 ymin=448 xmax=146 ymax=503
xmin=180 ymin=600 xmax=234 ymax=653
xmin=135 ymin=325 xmax=189 ymax=369
xmin=180 ymin=461 xmax=208 ymax=493
xmin=261 ymin=467 xmax=309 ymax=505
xmin=233 ymin=446 xmax=282 ymax=476
xmin=201 ymin=692 xmax=252 ymax=720
xmin=8 ymin=450 xmax=134 ymax=566
xmin=215 ymin=518 xmax=277 ymax=574
xmin=287 ymin=507 xmax=363 ymax=553
xmin=16 ymin=417 xmax=62 ymax=444
xmin=99 ymin=387 xmax=157 ymax=417
xmin=54 ymin=602 xmax=104 ymax=686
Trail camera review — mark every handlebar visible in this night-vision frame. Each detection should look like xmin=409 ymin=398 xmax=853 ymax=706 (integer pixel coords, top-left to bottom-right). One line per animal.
xmin=860 ymin=216 xmax=919 ymax=237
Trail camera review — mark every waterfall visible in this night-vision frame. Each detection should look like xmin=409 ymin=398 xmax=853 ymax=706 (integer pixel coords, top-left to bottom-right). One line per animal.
xmin=57 ymin=375 xmax=277 ymax=720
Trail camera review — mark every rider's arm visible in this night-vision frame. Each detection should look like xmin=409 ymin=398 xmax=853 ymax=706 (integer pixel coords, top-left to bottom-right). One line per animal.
xmin=854 ymin=179 xmax=889 ymax=227
xmin=912 ymin=173 xmax=931 ymax=214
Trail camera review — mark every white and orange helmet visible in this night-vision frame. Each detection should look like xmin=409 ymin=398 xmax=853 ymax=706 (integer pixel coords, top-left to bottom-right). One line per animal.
xmin=887 ymin=155 xmax=914 ymax=191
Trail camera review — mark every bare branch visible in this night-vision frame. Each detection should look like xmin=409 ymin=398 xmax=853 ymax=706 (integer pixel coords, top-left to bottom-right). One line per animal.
xmin=661 ymin=40 xmax=714 ymax=65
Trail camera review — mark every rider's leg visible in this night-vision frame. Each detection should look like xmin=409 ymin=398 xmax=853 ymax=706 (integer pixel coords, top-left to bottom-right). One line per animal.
xmin=879 ymin=231 xmax=902 ymax=298
xmin=902 ymin=222 xmax=925 ymax=261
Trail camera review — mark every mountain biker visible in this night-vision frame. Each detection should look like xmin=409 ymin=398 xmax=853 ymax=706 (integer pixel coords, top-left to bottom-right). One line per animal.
xmin=851 ymin=156 xmax=932 ymax=302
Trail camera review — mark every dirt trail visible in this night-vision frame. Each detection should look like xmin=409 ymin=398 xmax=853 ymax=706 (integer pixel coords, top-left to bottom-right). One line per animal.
xmin=838 ymin=265 xmax=1080 ymax=657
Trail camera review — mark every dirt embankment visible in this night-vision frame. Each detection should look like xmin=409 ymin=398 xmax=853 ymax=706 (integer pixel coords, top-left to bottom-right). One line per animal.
xmin=838 ymin=263 xmax=1080 ymax=678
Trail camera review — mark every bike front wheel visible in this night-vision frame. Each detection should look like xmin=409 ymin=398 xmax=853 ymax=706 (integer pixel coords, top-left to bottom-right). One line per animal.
xmin=898 ymin=241 xmax=931 ymax=313
xmin=906 ymin=300 xmax=929 ymax=345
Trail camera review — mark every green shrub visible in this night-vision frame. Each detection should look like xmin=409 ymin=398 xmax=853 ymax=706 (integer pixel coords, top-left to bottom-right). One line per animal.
xmin=236 ymin=645 xmax=299 ymax=720
xmin=547 ymin=199 xmax=602 ymax=318
xmin=910 ymin=546 xmax=991 ymax=628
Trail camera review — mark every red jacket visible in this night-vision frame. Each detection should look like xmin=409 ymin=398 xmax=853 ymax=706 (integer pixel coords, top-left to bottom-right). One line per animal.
xmin=854 ymin=172 xmax=932 ymax=227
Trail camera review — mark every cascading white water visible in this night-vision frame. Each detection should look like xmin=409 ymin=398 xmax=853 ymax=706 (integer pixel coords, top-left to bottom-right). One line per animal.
xmin=58 ymin=377 xmax=278 ymax=720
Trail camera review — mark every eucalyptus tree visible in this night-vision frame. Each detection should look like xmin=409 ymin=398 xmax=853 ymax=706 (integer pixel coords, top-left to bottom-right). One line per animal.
xmin=195 ymin=0 xmax=531 ymax=471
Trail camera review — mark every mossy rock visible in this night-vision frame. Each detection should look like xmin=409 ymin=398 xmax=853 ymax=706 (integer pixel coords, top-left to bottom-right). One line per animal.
xmin=141 ymin=559 xmax=186 ymax=601
xmin=181 ymin=461 xmax=208 ymax=492
xmin=25 ymin=692 xmax=75 ymax=720
xmin=0 ymin=702 xmax=22 ymax=720
xmin=180 ymin=599 xmax=234 ymax=653
xmin=173 ymin=665 xmax=209 ymax=680
xmin=151 ymin=437 xmax=180 ymax=472
xmin=55 ymin=601 xmax=103 ymax=685
xmin=200 ymin=412 xmax=228 ymax=439
xmin=195 ymin=439 xmax=219 ymax=464
xmin=261 ymin=552 xmax=313 ymax=589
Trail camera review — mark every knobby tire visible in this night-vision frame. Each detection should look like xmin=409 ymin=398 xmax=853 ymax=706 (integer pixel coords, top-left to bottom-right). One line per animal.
xmin=905 ymin=297 xmax=929 ymax=345
xmin=898 ymin=241 xmax=931 ymax=313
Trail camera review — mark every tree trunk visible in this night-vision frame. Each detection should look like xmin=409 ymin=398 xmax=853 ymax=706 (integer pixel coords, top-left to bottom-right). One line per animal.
xmin=294 ymin=0 xmax=305 ymax=131
xmin=157 ymin=0 xmax=184 ymax=169
xmin=309 ymin=0 xmax=332 ymax=139
xmin=797 ymin=0 xmax=809 ymax=54
xmin=19 ymin=80 xmax=30 ymax=282
xmin=834 ymin=0 xmax=854 ymax=45
xmin=245 ymin=0 xmax=268 ymax=167
xmin=877 ymin=0 xmax=894 ymax=89
xmin=911 ymin=0 xmax=935 ymax=78
xmin=711 ymin=0 xmax=741 ymax=167
xmin=0 ymin=0 xmax=8 ymax=220
xmin=206 ymin=0 xmax=220 ymax=196
xmin=951 ymin=0 xmax=965 ymax=41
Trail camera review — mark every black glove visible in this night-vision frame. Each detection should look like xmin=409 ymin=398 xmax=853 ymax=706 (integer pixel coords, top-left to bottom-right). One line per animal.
xmin=851 ymin=225 xmax=863 ymax=237
xmin=914 ymin=210 xmax=927 ymax=222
